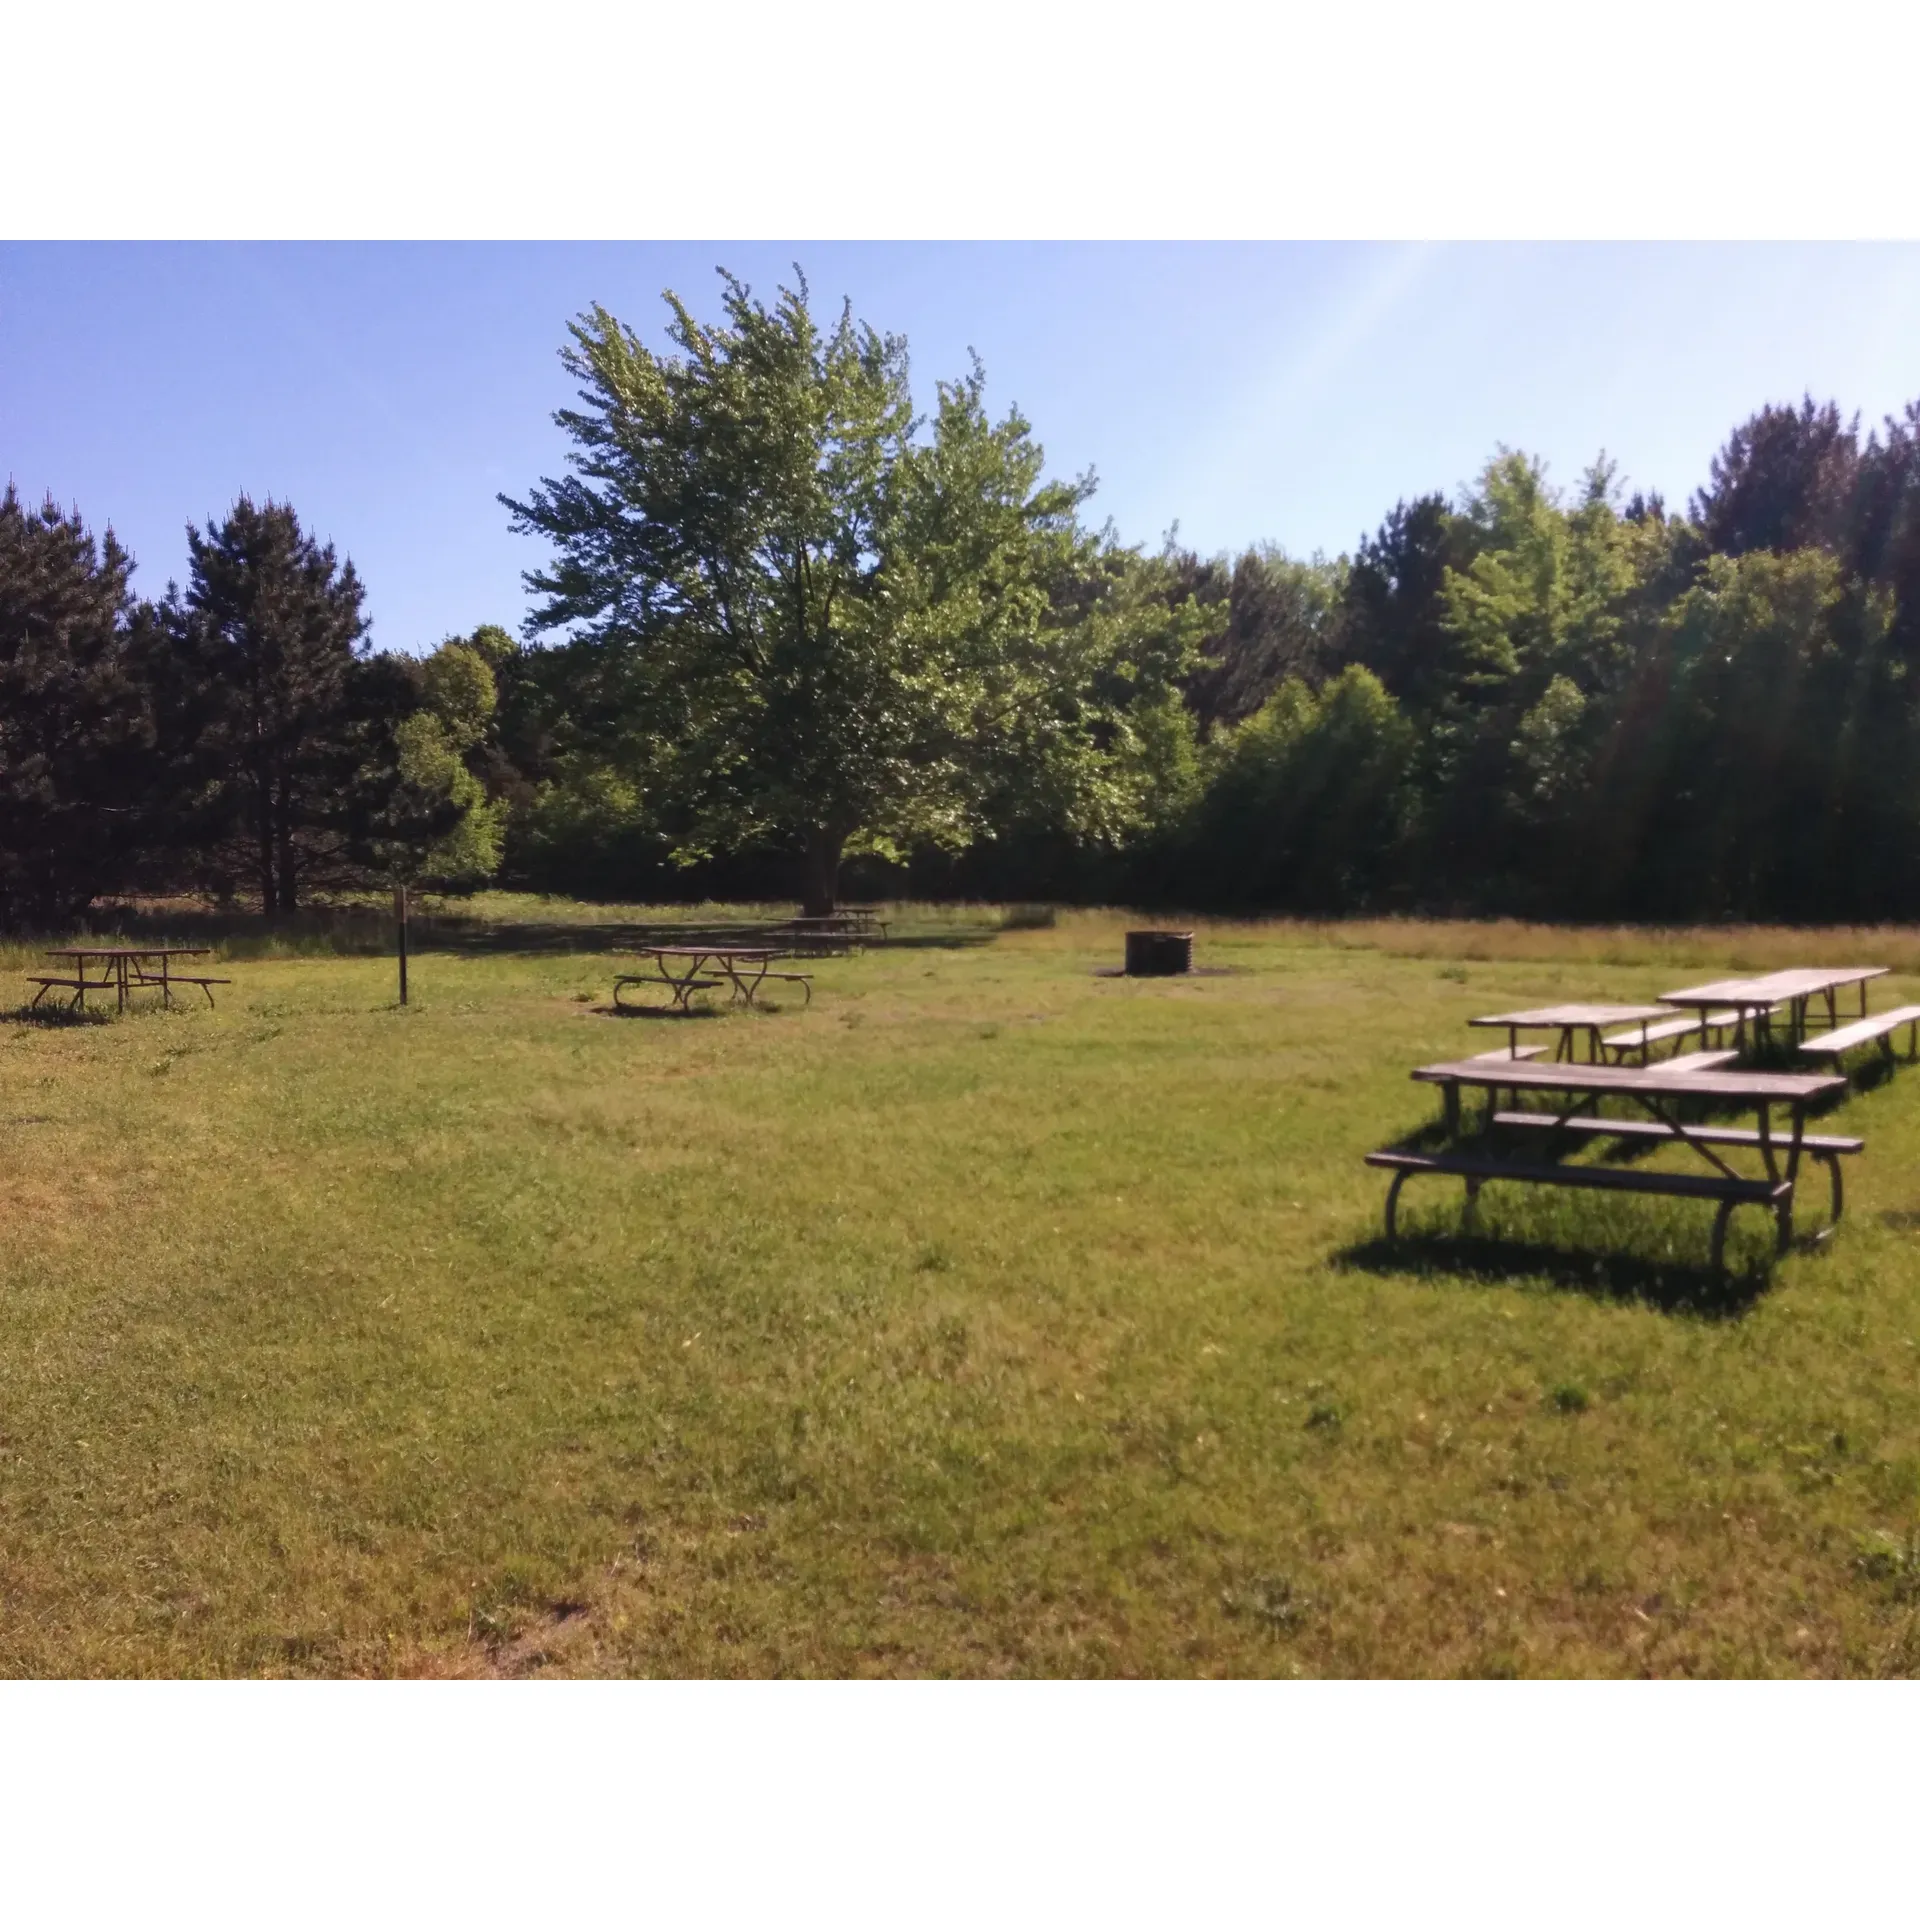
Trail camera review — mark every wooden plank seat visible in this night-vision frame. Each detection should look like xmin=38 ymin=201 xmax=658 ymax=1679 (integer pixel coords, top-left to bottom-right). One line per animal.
xmin=612 ymin=973 xmax=720 ymax=1012
xmin=1466 ymin=1044 xmax=1546 ymax=1063
xmin=1365 ymin=1148 xmax=1787 ymax=1270
xmin=144 ymin=973 xmax=230 ymax=1006
xmin=1600 ymin=1011 xmax=1741 ymax=1059
xmin=1490 ymin=1110 xmax=1862 ymax=1221
xmin=1797 ymin=1006 xmax=1920 ymax=1064
xmin=612 ymin=966 xmax=813 ymax=1010
xmin=1657 ymin=1049 xmax=1742 ymax=1073
xmin=26 ymin=975 xmax=114 ymax=1009
xmin=749 ymin=970 xmax=814 ymax=1006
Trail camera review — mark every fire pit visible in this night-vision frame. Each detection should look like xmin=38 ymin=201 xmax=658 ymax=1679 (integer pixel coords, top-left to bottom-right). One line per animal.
xmin=1125 ymin=929 xmax=1194 ymax=977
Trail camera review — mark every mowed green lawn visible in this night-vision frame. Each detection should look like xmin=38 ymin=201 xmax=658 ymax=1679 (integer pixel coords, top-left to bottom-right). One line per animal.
xmin=6 ymin=906 xmax=1920 ymax=1677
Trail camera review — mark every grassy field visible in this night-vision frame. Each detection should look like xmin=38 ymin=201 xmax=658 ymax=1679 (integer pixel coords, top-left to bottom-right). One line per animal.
xmin=5 ymin=901 xmax=1920 ymax=1677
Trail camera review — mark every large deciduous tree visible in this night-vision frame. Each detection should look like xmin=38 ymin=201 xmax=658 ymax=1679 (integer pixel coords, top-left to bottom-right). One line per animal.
xmin=503 ymin=270 xmax=1192 ymax=914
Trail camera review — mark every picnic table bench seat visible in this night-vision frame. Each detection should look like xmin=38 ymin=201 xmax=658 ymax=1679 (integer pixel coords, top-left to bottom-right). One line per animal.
xmin=29 ymin=970 xmax=230 ymax=1009
xmin=613 ymin=972 xmax=721 ymax=1010
xmin=1656 ymin=1049 xmax=1742 ymax=1073
xmin=1365 ymin=1148 xmax=1787 ymax=1269
xmin=747 ymin=969 xmax=814 ymax=1005
xmin=145 ymin=972 xmax=230 ymax=1006
xmin=26 ymin=974 xmax=116 ymax=1008
xmin=1490 ymin=1110 xmax=1862 ymax=1219
xmin=1797 ymin=1006 xmax=1920 ymax=1064
xmin=1600 ymin=1010 xmax=1741 ymax=1057
xmin=1466 ymin=1044 xmax=1547 ymax=1063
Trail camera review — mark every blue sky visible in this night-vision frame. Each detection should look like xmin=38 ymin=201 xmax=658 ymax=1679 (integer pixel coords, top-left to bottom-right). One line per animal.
xmin=5 ymin=242 xmax=1920 ymax=653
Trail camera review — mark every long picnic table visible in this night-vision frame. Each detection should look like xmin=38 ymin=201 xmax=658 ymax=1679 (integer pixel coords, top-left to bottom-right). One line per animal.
xmin=1467 ymin=1003 xmax=1674 ymax=1063
xmin=1660 ymin=966 xmax=1889 ymax=1048
xmin=774 ymin=911 xmax=890 ymax=950
xmin=614 ymin=945 xmax=812 ymax=1012
xmin=31 ymin=946 xmax=228 ymax=1013
xmin=1368 ymin=1054 xmax=1851 ymax=1268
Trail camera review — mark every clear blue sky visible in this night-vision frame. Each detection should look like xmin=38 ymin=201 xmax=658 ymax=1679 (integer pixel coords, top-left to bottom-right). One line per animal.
xmin=5 ymin=243 xmax=1920 ymax=654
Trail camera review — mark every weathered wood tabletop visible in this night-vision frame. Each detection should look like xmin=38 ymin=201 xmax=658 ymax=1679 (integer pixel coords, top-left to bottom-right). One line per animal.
xmin=1660 ymin=966 xmax=1890 ymax=1043
xmin=1413 ymin=1056 xmax=1844 ymax=1103
xmin=1466 ymin=1003 xmax=1672 ymax=1061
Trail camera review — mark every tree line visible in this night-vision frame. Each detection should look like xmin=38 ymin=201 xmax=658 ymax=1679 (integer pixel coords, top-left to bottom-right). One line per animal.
xmin=0 ymin=490 xmax=490 ymax=928
xmin=8 ymin=266 xmax=1920 ymax=926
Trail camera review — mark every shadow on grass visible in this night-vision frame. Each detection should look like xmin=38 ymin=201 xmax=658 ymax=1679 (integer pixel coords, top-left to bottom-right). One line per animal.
xmin=586 ymin=999 xmax=808 ymax=1020
xmin=588 ymin=1001 xmax=725 ymax=1021
xmin=392 ymin=912 xmax=996 ymax=958
xmin=1334 ymin=1229 xmax=1770 ymax=1320
xmin=18 ymin=903 xmax=1000 ymax=962
xmin=1 ymin=1002 xmax=114 ymax=1028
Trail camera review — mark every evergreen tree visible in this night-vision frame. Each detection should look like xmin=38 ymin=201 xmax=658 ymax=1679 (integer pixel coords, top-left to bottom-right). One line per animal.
xmin=0 ymin=487 xmax=164 ymax=928
xmin=179 ymin=497 xmax=380 ymax=914
xmin=1174 ymin=541 xmax=1342 ymax=735
xmin=1338 ymin=494 xmax=1480 ymax=717
xmin=1691 ymin=397 xmax=1862 ymax=559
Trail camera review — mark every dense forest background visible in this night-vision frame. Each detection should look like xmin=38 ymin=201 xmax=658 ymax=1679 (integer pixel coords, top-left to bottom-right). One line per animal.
xmin=8 ymin=370 xmax=1920 ymax=925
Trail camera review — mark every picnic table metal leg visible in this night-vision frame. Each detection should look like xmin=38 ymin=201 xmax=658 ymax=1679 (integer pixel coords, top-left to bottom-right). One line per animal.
xmin=1462 ymin=1175 xmax=1484 ymax=1230
xmin=1384 ymin=1167 xmax=1413 ymax=1241
xmin=657 ymin=958 xmax=698 ymax=1010
xmin=1777 ymin=1107 xmax=1806 ymax=1252
xmin=1710 ymin=1200 xmax=1734 ymax=1274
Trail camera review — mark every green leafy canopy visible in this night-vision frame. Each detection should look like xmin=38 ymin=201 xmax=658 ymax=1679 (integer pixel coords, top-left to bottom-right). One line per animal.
xmin=501 ymin=268 xmax=1200 ymax=907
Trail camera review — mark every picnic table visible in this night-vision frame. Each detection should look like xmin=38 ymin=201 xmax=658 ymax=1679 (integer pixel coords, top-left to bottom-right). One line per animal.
xmin=613 ymin=946 xmax=812 ymax=1012
xmin=1467 ymin=1003 xmax=1675 ymax=1063
xmin=1367 ymin=1054 xmax=1852 ymax=1269
xmin=1659 ymin=967 xmax=1889 ymax=1048
xmin=30 ymin=946 xmax=229 ymax=1013
xmin=775 ymin=911 xmax=889 ymax=949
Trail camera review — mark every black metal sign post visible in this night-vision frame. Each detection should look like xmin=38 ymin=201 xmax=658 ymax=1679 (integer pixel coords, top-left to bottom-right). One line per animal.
xmin=395 ymin=884 xmax=409 ymax=1006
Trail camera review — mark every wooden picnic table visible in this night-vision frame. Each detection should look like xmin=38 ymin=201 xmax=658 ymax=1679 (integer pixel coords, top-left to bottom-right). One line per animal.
xmin=1369 ymin=1054 xmax=1850 ymax=1268
xmin=1467 ymin=1003 xmax=1673 ymax=1063
xmin=614 ymin=945 xmax=812 ymax=1012
xmin=775 ymin=911 xmax=889 ymax=948
xmin=1660 ymin=966 xmax=1890 ymax=1047
xmin=32 ymin=946 xmax=228 ymax=1013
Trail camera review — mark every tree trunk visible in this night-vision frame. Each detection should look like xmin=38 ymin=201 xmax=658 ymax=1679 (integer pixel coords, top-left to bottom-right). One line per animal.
xmin=275 ymin=779 xmax=298 ymax=916
xmin=257 ymin=784 xmax=279 ymax=923
xmin=800 ymin=829 xmax=844 ymax=919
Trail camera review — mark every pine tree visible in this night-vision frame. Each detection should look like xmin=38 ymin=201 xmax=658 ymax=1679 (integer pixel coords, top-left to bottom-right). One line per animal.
xmin=0 ymin=487 xmax=163 ymax=928
xmin=180 ymin=498 xmax=372 ymax=915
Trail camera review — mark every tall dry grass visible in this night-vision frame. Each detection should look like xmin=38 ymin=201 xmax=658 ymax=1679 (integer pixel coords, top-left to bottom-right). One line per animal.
xmin=1009 ymin=908 xmax=1920 ymax=975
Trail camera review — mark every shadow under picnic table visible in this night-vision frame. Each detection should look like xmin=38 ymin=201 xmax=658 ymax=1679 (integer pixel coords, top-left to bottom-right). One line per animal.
xmin=411 ymin=917 xmax=995 ymax=957
xmin=1334 ymin=1225 xmax=1771 ymax=1320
